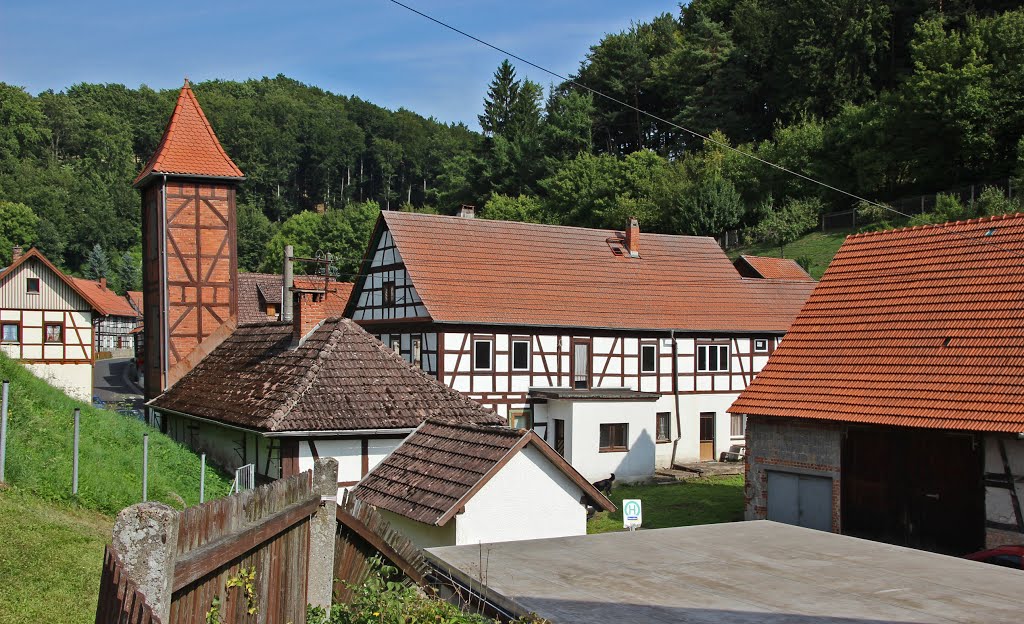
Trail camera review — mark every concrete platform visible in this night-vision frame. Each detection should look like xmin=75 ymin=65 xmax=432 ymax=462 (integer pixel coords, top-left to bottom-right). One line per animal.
xmin=426 ymin=521 xmax=1024 ymax=623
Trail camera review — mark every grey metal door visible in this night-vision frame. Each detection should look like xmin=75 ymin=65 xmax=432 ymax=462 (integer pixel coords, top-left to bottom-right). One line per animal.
xmin=767 ymin=472 xmax=832 ymax=532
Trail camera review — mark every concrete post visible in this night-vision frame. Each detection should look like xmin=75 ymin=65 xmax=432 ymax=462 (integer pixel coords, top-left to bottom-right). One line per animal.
xmin=72 ymin=408 xmax=80 ymax=495
xmin=307 ymin=458 xmax=339 ymax=614
xmin=199 ymin=452 xmax=206 ymax=504
xmin=112 ymin=502 xmax=179 ymax=622
xmin=0 ymin=380 xmax=8 ymax=483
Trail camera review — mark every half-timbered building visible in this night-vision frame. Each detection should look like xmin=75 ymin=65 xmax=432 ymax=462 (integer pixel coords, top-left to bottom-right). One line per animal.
xmin=0 ymin=247 xmax=95 ymax=400
xmin=346 ymin=211 xmax=815 ymax=481
xmin=731 ymin=214 xmax=1024 ymax=554
xmin=72 ymin=277 xmax=142 ymax=357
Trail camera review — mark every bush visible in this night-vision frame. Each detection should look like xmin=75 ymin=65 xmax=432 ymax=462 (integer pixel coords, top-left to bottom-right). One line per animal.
xmin=975 ymin=185 xmax=1020 ymax=217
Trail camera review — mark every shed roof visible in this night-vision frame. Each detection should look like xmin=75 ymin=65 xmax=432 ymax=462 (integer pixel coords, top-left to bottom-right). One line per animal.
xmin=730 ymin=213 xmax=1024 ymax=433
xmin=149 ymin=318 xmax=501 ymax=432
xmin=362 ymin=212 xmax=814 ymax=333
xmin=734 ymin=255 xmax=814 ymax=281
xmin=133 ymin=80 xmax=244 ymax=187
xmin=354 ymin=419 xmax=614 ymax=526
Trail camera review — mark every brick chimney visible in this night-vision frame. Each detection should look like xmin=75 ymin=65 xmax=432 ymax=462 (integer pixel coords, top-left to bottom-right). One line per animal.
xmin=99 ymin=277 xmax=107 ymax=290
xmin=458 ymin=205 xmax=476 ymax=219
xmin=625 ymin=217 xmax=640 ymax=258
xmin=11 ymin=245 xmax=22 ymax=262
xmin=293 ymin=290 xmax=327 ymax=346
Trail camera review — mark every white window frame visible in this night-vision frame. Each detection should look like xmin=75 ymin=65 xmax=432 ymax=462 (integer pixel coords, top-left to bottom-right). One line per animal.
xmin=473 ymin=339 xmax=493 ymax=371
xmin=511 ymin=340 xmax=531 ymax=371
xmin=697 ymin=344 xmax=730 ymax=373
xmin=731 ymin=414 xmax=747 ymax=438
xmin=753 ymin=338 xmax=769 ymax=353
xmin=640 ymin=343 xmax=658 ymax=373
xmin=1 ymin=323 xmax=19 ymax=343
xmin=390 ymin=337 xmax=400 ymax=354
xmin=26 ymin=277 xmax=40 ymax=295
xmin=412 ymin=337 xmax=422 ymax=368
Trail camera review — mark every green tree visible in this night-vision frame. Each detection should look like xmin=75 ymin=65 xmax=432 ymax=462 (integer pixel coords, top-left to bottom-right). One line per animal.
xmin=84 ymin=243 xmax=110 ymax=280
xmin=752 ymin=196 xmax=820 ymax=257
xmin=479 ymin=60 xmax=520 ymax=137
xmin=260 ymin=210 xmax=323 ymax=274
xmin=975 ymin=185 xmax=1019 ymax=217
xmin=237 ymin=201 xmax=275 ymax=272
xmin=671 ymin=176 xmax=744 ymax=236
xmin=115 ymin=249 xmax=142 ymax=293
xmin=0 ymin=200 xmax=39 ymax=265
xmin=482 ymin=194 xmax=547 ymax=224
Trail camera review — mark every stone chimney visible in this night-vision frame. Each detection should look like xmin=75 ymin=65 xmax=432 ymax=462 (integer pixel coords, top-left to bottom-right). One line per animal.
xmin=625 ymin=217 xmax=640 ymax=258
xmin=458 ymin=205 xmax=476 ymax=219
xmin=11 ymin=245 xmax=22 ymax=262
xmin=293 ymin=290 xmax=327 ymax=346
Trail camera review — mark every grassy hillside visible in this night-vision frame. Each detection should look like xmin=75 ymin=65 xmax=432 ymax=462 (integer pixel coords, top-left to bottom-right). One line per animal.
xmin=0 ymin=354 xmax=232 ymax=624
xmin=728 ymin=228 xmax=854 ymax=280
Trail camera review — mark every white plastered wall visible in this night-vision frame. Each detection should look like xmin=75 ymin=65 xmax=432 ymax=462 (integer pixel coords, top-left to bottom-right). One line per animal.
xmin=558 ymin=400 xmax=657 ymax=483
xmin=379 ymin=509 xmax=457 ymax=549
xmin=454 ymin=443 xmax=588 ymax=545
xmin=298 ymin=437 xmax=407 ymax=496
xmin=984 ymin=435 xmax=1024 ymax=533
xmin=23 ymin=362 xmax=92 ymax=402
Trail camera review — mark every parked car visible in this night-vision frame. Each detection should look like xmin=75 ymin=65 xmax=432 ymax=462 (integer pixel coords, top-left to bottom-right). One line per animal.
xmin=719 ymin=444 xmax=746 ymax=462
xmin=963 ymin=545 xmax=1024 ymax=569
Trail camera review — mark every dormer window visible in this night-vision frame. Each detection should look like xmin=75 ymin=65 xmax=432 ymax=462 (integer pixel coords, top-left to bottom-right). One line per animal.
xmin=26 ymin=278 xmax=40 ymax=294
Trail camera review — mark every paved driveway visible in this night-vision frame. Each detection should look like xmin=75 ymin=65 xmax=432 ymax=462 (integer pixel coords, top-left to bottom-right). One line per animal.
xmin=93 ymin=357 xmax=144 ymax=410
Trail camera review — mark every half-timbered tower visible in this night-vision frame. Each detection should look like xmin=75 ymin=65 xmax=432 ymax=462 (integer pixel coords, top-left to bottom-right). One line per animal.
xmin=346 ymin=211 xmax=816 ymax=481
xmin=0 ymin=248 xmax=95 ymax=400
xmin=134 ymin=80 xmax=243 ymax=399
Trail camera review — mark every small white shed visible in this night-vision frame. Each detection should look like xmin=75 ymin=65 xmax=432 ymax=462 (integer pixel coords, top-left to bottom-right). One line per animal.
xmin=354 ymin=420 xmax=615 ymax=548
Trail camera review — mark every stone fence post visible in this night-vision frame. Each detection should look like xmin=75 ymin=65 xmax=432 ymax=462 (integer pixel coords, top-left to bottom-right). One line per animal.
xmin=308 ymin=458 xmax=339 ymax=614
xmin=112 ymin=502 xmax=179 ymax=622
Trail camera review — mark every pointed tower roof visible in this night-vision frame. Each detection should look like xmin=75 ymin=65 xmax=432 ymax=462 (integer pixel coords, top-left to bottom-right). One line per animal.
xmin=133 ymin=79 xmax=244 ymax=187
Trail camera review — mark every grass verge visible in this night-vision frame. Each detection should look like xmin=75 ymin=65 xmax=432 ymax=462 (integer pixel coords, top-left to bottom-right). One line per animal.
xmin=588 ymin=474 xmax=745 ymax=534
xmin=728 ymin=229 xmax=853 ymax=279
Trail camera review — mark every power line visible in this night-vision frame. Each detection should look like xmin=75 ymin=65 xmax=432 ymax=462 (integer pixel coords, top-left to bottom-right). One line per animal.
xmin=383 ymin=0 xmax=1024 ymax=262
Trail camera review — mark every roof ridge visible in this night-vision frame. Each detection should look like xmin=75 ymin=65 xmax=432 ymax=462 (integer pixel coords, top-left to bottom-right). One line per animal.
xmin=266 ymin=318 xmax=343 ymax=431
xmin=423 ymin=418 xmax=523 ymax=436
xmin=848 ymin=212 xmax=1024 ymax=239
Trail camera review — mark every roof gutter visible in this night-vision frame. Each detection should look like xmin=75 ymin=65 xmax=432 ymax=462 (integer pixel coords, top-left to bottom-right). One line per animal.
xmin=385 ymin=319 xmax=789 ymax=337
xmin=147 ymin=404 xmax=418 ymax=439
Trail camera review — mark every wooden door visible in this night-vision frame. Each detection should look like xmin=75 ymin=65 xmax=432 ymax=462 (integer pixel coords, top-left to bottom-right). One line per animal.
xmin=553 ymin=419 xmax=565 ymax=456
xmin=699 ymin=412 xmax=716 ymax=461
xmin=572 ymin=340 xmax=590 ymax=389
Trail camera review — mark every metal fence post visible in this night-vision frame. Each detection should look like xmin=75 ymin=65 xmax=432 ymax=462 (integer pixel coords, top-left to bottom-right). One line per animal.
xmin=72 ymin=408 xmax=80 ymax=495
xmin=0 ymin=380 xmax=8 ymax=483
xmin=199 ymin=452 xmax=206 ymax=504
xmin=142 ymin=433 xmax=149 ymax=502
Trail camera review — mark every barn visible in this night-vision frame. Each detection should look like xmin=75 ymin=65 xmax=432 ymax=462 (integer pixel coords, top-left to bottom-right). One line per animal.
xmin=730 ymin=214 xmax=1024 ymax=553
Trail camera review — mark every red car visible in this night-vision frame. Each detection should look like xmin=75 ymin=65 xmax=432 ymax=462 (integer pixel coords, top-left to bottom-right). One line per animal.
xmin=964 ymin=545 xmax=1024 ymax=570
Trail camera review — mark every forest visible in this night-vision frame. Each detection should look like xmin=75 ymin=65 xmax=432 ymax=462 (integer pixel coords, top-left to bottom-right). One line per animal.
xmin=2 ymin=0 xmax=1024 ymax=289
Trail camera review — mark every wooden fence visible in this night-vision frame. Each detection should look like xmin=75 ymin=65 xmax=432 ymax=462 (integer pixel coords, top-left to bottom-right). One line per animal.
xmin=96 ymin=458 xmax=432 ymax=624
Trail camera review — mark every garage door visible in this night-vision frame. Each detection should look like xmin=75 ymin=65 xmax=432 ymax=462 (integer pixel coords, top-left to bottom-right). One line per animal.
xmin=767 ymin=472 xmax=832 ymax=532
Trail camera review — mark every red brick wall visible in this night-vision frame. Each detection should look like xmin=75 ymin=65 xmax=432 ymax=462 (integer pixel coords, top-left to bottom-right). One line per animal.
xmin=294 ymin=291 xmax=328 ymax=340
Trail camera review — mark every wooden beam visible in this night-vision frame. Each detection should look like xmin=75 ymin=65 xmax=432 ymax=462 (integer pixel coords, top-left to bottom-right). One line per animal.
xmin=172 ymin=493 xmax=319 ymax=592
xmin=336 ymin=506 xmax=426 ymax=586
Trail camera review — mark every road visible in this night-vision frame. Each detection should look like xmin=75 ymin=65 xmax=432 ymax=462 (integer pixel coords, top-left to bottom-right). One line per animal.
xmin=93 ymin=357 xmax=144 ymax=410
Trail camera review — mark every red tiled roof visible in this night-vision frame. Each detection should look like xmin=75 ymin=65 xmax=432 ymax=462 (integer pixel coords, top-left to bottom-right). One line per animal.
xmin=149 ymin=318 xmax=501 ymax=432
xmin=374 ymin=212 xmax=814 ymax=333
xmin=0 ymin=248 xmax=117 ymax=317
xmin=735 ymin=255 xmax=814 ymax=281
xmin=354 ymin=420 xmax=614 ymax=526
xmin=133 ymin=80 xmax=243 ymax=187
xmin=126 ymin=290 xmax=144 ymax=314
xmin=730 ymin=213 xmax=1024 ymax=433
xmin=237 ymin=273 xmax=353 ymax=326
xmin=71 ymin=278 xmax=139 ymax=318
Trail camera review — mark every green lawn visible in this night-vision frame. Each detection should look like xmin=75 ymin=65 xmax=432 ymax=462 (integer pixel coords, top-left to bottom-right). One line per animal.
xmin=588 ymin=474 xmax=745 ymax=534
xmin=728 ymin=228 xmax=854 ymax=280
xmin=0 ymin=354 xmax=233 ymax=623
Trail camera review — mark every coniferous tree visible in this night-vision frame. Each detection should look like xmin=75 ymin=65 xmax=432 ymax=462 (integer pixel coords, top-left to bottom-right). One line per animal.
xmin=84 ymin=243 xmax=110 ymax=280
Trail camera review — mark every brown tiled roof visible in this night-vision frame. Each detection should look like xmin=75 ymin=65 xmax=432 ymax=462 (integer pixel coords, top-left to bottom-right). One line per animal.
xmin=133 ymin=80 xmax=244 ymax=187
xmin=354 ymin=420 xmax=614 ymax=526
xmin=71 ymin=278 xmax=139 ymax=318
xmin=371 ymin=212 xmax=814 ymax=333
xmin=735 ymin=255 xmax=815 ymax=281
xmin=730 ymin=213 xmax=1024 ymax=433
xmin=237 ymin=273 xmax=353 ymax=326
xmin=149 ymin=318 xmax=500 ymax=432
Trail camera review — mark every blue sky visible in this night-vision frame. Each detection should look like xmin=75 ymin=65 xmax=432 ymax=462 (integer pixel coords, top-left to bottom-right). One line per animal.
xmin=1 ymin=0 xmax=680 ymax=128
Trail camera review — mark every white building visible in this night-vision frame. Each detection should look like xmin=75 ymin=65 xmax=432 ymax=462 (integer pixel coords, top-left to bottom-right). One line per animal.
xmin=345 ymin=211 xmax=815 ymax=481
xmin=148 ymin=299 xmax=503 ymax=493
xmin=71 ymin=277 xmax=141 ymax=357
xmin=354 ymin=419 xmax=614 ymax=547
xmin=0 ymin=247 xmax=95 ymax=401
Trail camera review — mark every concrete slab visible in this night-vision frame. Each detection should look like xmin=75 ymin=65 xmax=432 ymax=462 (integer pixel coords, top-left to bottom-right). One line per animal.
xmin=427 ymin=521 xmax=1024 ymax=624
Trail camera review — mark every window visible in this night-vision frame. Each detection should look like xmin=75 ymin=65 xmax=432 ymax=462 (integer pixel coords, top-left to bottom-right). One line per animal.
xmin=600 ymin=423 xmax=628 ymax=452
xmin=382 ymin=281 xmax=396 ymax=306
xmin=753 ymin=338 xmax=769 ymax=353
xmin=512 ymin=340 xmax=530 ymax=371
xmin=641 ymin=344 xmax=657 ymax=373
xmin=390 ymin=338 xmax=400 ymax=354
xmin=1 ymin=323 xmax=19 ymax=343
xmin=509 ymin=407 xmax=533 ymax=429
xmin=656 ymin=412 xmax=671 ymax=442
xmin=411 ymin=337 xmax=422 ymax=368
xmin=697 ymin=344 xmax=730 ymax=372
xmin=44 ymin=323 xmax=63 ymax=343
xmin=731 ymin=414 xmax=746 ymax=438
xmin=473 ymin=339 xmax=492 ymax=370
xmin=26 ymin=278 xmax=40 ymax=294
